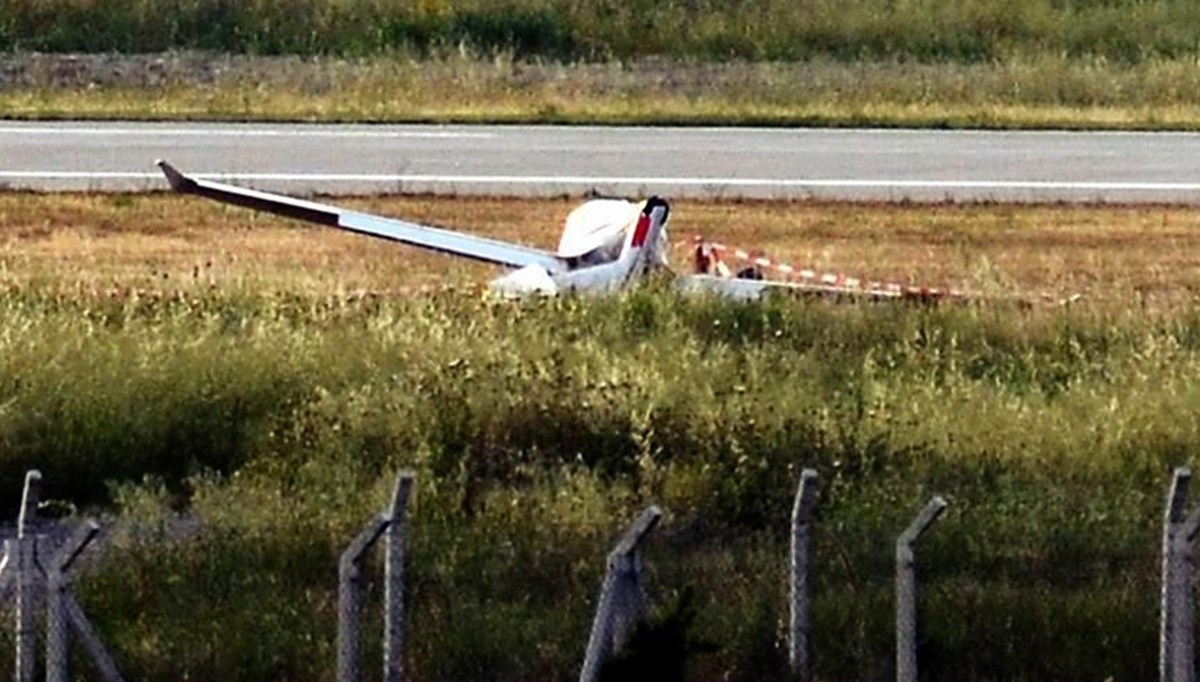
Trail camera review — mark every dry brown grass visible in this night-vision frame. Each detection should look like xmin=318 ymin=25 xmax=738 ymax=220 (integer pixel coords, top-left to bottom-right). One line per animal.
xmin=3 ymin=191 xmax=1200 ymax=308
xmin=7 ymin=53 xmax=1200 ymax=130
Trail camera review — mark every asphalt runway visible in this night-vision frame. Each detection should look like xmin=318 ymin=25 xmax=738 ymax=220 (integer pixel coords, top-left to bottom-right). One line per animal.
xmin=3 ymin=121 xmax=1200 ymax=202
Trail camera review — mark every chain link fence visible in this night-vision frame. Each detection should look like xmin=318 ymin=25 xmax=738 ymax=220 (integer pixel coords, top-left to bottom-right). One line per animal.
xmin=0 ymin=471 xmax=125 ymax=682
xmin=2 ymin=466 xmax=1199 ymax=681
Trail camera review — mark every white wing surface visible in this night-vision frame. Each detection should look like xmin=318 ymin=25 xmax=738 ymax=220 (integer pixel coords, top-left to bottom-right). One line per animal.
xmin=156 ymin=160 xmax=567 ymax=273
xmin=675 ymin=274 xmax=964 ymax=303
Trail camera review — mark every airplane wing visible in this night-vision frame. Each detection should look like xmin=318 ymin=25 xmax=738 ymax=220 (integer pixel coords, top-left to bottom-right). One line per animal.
xmin=156 ymin=160 xmax=568 ymax=273
xmin=681 ymin=239 xmax=967 ymax=303
xmin=676 ymin=274 xmax=960 ymax=303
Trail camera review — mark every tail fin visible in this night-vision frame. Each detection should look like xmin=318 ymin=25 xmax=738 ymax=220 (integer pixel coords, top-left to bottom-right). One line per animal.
xmin=609 ymin=196 xmax=669 ymax=273
xmin=627 ymin=197 xmax=670 ymax=251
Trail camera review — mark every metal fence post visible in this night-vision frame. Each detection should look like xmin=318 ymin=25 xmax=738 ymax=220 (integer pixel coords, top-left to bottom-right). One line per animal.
xmin=46 ymin=520 xmax=102 ymax=682
xmin=62 ymin=592 xmax=125 ymax=682
xmin=0 ymin=539 xmax=12 ymax=597
xmin=338 ymin=514 xmax=389 ymax=682
xmin=1163 ymin=467 xmax=1192 ymax=682
xmin=1171 ymin=505 xmax=1200 ymax=682
xmin=578 ymin=505 xmax=663 ymax=682
xmin=384 ymin=473 xmax=414 ymax=682
xmin=1 ymin=471 xmax=122 ymax=682
xmin=896 ymin=496 xmax=947 ymax=682
xmin=16 ymin=470 xmax=42 ymax=682
xmin=790 ymin=469 xmax=820 ymax=682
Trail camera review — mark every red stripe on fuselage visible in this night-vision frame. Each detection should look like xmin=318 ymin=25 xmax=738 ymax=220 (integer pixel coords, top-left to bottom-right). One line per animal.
xmin=631 ymin=214 xmax=651 ymax=248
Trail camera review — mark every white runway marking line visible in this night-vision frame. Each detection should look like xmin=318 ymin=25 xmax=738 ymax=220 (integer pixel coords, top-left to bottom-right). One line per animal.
xmin=3 ymin=171 xmax=1200 ymax=192
xmin=0 ymin=126 xmax=493 ymax=139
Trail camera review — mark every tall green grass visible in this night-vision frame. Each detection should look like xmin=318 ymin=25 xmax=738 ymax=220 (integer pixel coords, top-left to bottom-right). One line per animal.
xmin=6 ymin=0 xmax=1200 ymax=62
xmin=0 ymin=284 xmax=1195 ymax=679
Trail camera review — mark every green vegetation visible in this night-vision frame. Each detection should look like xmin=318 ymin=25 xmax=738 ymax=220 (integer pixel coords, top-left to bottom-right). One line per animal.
xmin=7 ymin=0 xmax=1200 ymax=62
xmin=7 ymin=1 xmax=1200 ymax=127
xmin=0 ymin=281 xmax=1193 ymax=680
xmin=10 ymin=51 xmax=1200 ymax=129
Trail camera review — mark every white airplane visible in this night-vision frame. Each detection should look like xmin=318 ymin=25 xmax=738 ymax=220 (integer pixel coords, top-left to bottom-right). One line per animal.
xmin=156 ymin=160 xmax=955 ymax=302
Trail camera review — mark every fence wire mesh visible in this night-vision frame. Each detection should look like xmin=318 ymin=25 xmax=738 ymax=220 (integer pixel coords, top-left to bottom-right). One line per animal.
xmin=2 ymin=466 xmax=1198 ymax=681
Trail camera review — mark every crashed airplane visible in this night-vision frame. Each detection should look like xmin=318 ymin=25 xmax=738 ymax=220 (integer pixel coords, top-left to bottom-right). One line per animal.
xmin=157 ymin=160 xmax=957 ymax=302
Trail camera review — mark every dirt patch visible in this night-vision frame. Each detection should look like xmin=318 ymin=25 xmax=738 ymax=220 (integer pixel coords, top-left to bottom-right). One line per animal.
xmin=0 ymin=52 xmax=302 ymax=89
xmin=0 ymin=51 xmax=748 ymax=93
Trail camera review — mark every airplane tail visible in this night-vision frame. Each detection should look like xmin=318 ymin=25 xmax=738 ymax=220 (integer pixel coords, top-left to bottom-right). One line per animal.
xmin=625 ymin=197 xmax=670 ymax=256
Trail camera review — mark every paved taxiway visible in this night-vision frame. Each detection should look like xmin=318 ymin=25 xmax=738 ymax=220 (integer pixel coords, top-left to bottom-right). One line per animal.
xmin=2 ymin=121 xmax=1199 ymax=202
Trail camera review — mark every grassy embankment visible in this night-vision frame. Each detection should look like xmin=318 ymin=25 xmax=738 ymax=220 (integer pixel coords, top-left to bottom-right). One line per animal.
xmin=1 ymin=193 xmax=1200 ymax=679
xmin=6 ymin=0 xmax=1200 ymax=127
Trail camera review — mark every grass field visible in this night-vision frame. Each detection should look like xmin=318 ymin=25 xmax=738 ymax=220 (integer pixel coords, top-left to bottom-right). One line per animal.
xmin=1 ymin=192 xmax=1199 ymax=680
xmin=9 ymin=0 xmax=1200 ymax=128
xmin=5 ymin=192 xmax=1200 ymax=306
xmin=8 ymin=0 xmax=1200 ymax=62
xmin=8 ymin=51 xmax=1200 ymax=129
xmin=6 ymin=1 xmax=1200 ymax=676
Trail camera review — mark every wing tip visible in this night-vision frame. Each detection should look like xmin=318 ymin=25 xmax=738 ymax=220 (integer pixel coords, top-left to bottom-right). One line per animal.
xmin=156 ymin=159 xmax=195 ymax=193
